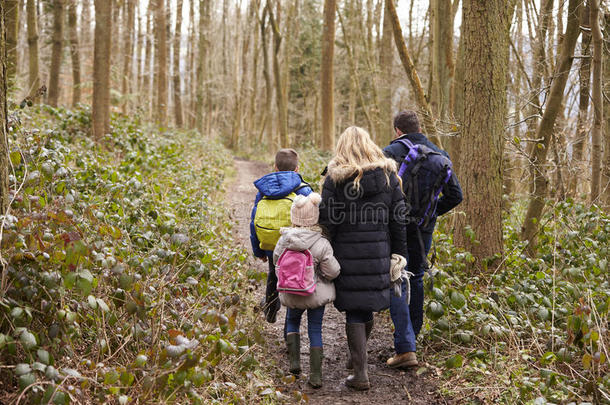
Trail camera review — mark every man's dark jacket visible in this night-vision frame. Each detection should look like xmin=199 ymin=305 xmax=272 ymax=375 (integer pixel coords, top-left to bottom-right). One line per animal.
xmin=383 ymin=132 xmax=463 ymax=232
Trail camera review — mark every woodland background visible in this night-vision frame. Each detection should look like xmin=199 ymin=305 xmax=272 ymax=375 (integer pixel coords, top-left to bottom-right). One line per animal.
xmin=0 ymin=0 xmax=608 ymax=403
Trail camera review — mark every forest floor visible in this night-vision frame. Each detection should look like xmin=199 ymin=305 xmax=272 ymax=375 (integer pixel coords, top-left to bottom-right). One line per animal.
xmin=227 ymin=157 xmax=448 ymax=404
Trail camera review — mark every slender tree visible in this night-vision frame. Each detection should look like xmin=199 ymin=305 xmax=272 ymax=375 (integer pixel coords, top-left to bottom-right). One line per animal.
xmin=268 ymin=1 xmax=288 ymax=147
xmin=385 ymin=0 xmax=441 ymax=146
xmin=569 ymin=1 xmax=592 ymax=196
xmin=453 ymin=0 xmax=514 ymax=265
xmin=68 ymin=0 xmax=81 ymax=106
xmin=196 ymin=0 xmax=211 ymax=133
xmin=5 ymin=0 xmax=19 ymax=88
xmin=26 ymin=0 xmax=40 ymax=100
xmin=589 ymin=0 xmax=602 ymax=203
xmin=47 ymin=0 xmax=65 ymax=107
xmin=521 ymin=0 xmax=583 ymax=254
xmin=602 ymin=12 xmax=610 ymax=208
xmin=320 ymin=0 xmax=336 ymax=151
xmin=122 ymin=0 xmax=135 ymax=113
xmin=155 ymin=0 xmax=168 ymax=127
xmin=378 ymin=1 xmax=393 ymax=145
xmin=172 ymin=0 xmax=184 ymax=127
xmin=92 ymin=0 xmax=112 ymax=140
xmin=0 ymin=0 xmax=9 ymax=214
xmin=430 ymin=0 xmax=454 ymax=119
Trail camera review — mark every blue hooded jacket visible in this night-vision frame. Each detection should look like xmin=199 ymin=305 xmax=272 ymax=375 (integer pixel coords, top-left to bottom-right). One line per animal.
xmin=250 ymin=171 xmax=312 ymax=258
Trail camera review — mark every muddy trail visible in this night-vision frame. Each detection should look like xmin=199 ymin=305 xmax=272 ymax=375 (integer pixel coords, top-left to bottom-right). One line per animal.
xmin=228 ymin=158 xmax=447 ymax=404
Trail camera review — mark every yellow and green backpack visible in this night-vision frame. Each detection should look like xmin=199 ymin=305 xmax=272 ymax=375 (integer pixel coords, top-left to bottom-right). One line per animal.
xmin=254 ymin=184 xmax=308 ymax=250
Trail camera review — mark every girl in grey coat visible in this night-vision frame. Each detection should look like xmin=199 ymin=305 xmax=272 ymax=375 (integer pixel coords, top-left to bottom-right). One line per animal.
xmin=273 ymin=192 xmax=341 ymax=388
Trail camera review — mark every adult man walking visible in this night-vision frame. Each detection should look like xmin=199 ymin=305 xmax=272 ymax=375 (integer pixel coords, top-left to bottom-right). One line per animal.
xmin=383 ymin=110 xmax=463 ymax=367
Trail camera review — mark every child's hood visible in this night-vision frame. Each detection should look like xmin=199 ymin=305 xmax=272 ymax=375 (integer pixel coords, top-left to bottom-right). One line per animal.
xmin=254 ymin=171 xmax=305 ymax=197
xmin=279 ymin=227 xmax=323 ymax=251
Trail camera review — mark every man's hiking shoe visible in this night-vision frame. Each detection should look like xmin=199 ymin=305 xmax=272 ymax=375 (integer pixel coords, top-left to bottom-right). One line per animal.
xmin=386 ymin=351 xmax=418 ymax=368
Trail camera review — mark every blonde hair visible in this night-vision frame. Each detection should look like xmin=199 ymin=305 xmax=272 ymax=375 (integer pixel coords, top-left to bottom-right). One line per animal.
xmin=329 ymin=126 xmax=397 ymax=190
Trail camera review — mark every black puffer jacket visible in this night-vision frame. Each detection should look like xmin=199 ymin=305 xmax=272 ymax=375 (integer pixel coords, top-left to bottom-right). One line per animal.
xmin=319 ymin=162 xmax=408 ymax=312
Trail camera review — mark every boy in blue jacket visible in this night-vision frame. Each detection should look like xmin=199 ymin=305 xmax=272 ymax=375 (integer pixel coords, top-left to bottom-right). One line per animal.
xmin=250 ymin=148 xmax=312 ymax=323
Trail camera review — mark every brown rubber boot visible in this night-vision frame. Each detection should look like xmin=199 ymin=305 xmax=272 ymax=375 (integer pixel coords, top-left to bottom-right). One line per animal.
xmin=345 ymin=323 xmax=370 ymax=390
xmin=286 ymin=332 xmax=301 ymax=375
xmin=346 ymin=319 xmax=374 ymax=370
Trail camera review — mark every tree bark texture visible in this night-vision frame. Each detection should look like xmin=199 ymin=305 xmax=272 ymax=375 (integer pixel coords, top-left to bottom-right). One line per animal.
xmin=378 ymin=1 xmax=393 ymax=146
xmin=589 ymin=0 xmax=602 ymax=203
xmin=268 ymin=1 xmax=288 ymax=147
xmin=26 ymin=0 xmax=40 ymax=99
xmin=0 ymin=0 xmax=9 ymax=214
xmin=453 ymin=0 xmax=513 ymax=265
xmin=385 ymin=0 xmax=441 ymax=147
xmin=196 ymin=0 xmax=210 ymax=134
xmin=5 ymin=0 xmax=19 ymax=88
xmin=602 ymin=12 xmax=610 ymax=208
xmin=122 ymin=0 xmax=135 ymax=113
xmin=430 ymin=0 xmax=454 ymax=119
xmin=320 ymin=0 xmax=336 ymax=151
xmin=172 ymin=0 xmax=183 ymax=127
xmin=92 ymin=0 xmax=112 ymax=141
xmin=569 ymin=2 xmax=592 ymax=196
xmin=155 ymin=0 xmax=168 ymax=127
xmin=47 ymin=0 xmax=65 ymax=107
xmin=68 ymin=0 xmax=81 ymax=106
xmin=521 ymin=0 xmax=582 ymax=255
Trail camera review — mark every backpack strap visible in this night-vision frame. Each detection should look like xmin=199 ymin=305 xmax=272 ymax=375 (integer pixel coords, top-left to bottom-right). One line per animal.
xmin=293 ymin=181 xmax=311 ymax=193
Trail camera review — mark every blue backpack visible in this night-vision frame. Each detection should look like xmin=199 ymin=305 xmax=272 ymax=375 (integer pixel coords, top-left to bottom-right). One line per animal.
xmin=394 ymin=138 xmax=453 ymax=229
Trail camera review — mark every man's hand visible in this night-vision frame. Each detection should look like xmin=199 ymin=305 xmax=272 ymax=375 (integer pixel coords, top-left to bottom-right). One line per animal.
xmin=256 ymin=255 xmax=268 ymax=262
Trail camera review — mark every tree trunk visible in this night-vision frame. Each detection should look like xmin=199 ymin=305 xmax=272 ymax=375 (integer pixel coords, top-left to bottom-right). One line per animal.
xmin=320 ymin=0 xmax=336 ymax=151
xmin=26 ymin=0 xmax=40 ymax=100
xmin=385 ymin=0 xmax=441 ymax=147
xmin=172 ymin=0 xmax=183 ymax=127
xmin=589 ymin=0 xmax=602 ymax=203
xmin=259 ymin=4 xmax=273 ymax=144
xmin=196 ymin=0 xmax=211 ymax=134
xmin=5 ymin=0 xmax=19 ymax=88
xmin=67 ymin=0 xmax=81 ymax=106
xmin=602 ymin=12 xmax=610 ymax=208
xmin=0 ymin=0 xmax=9 ymax=215
xmin=268 ymin=1 xmax=288 ymax=147
xmin=47 ymin=0 xmax=64 ymax=107
xmin=569 ymin=1 xmax=591 ymax=196
xmin=155 ymin=0 xmax=168 ymax=127
xmin=92 ymin=0 xmax=112 ymax=141
xmin=521 ymin=0 xmax=582 ymax=255
xmin=378 ymin=0 xmax=393 ymax=146
xmin=122 ymin=0 xmax=135 ymax=114
xmin=453 ymin=0 xmax=513 ymax=266
xmin=430 ymin=0 xmax=454 ymax=120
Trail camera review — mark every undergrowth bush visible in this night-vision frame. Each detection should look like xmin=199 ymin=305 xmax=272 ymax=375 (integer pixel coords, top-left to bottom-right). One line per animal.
xmin=427 ymin=201 xmax=609 ymax=404
xmin=1 ymin=106 xmax=275 ymax=404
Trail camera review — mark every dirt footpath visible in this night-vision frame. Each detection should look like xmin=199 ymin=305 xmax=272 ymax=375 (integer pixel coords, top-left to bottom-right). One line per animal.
xmin=228 ymin=158 xmax=446 ymax=404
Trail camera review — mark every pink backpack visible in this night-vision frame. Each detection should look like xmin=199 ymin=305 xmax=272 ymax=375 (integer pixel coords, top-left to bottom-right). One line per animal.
xmin=276 ymin=249 xmax=317 ymax=296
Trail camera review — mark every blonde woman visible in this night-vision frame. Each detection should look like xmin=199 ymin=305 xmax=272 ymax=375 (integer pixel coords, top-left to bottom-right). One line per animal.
xmin=319 ymin=126 xmax=408 ymax=390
